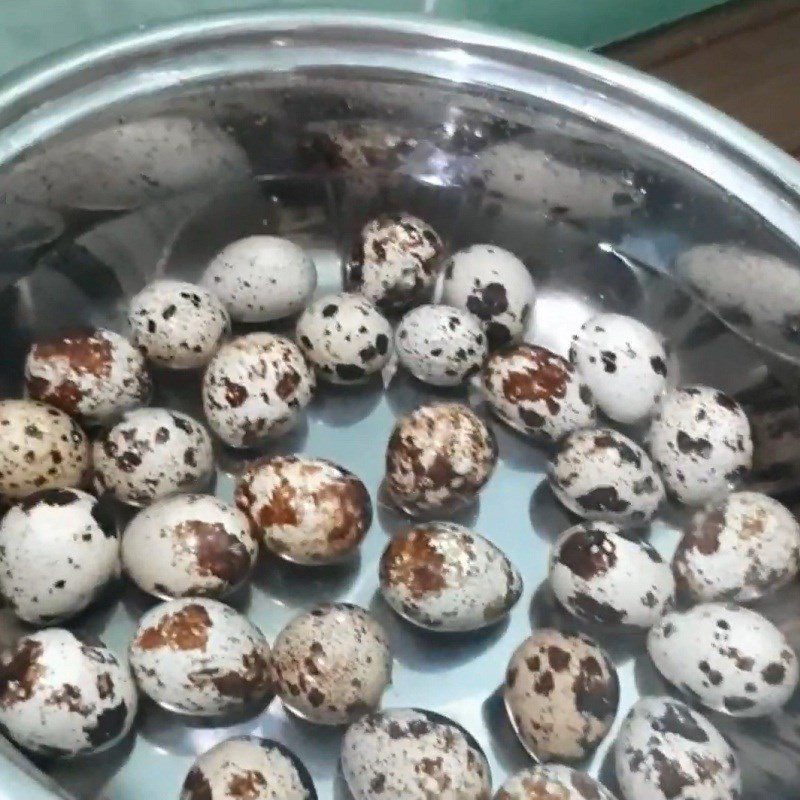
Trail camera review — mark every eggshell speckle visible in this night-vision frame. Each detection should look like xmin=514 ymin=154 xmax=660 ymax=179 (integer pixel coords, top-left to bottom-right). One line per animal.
xmin=494 ymin=765 xmax=618 ymax=800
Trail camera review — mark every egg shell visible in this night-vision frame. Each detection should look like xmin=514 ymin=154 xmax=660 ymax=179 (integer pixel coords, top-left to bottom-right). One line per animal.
xmin=504 ymin=629 xmax=619 ymax=761
xmin=494 ymin=765 xmax=618 ymax=800
xmin=385 ymin=402 xmax=497 ymax=516
xmin=548 ymin=428 xmax=665 ymax=524
xmin=647 ymin=602 xmax=799 ymax=717
xmin=296 ymin=292 xmax=393 ymax=384
xmin=379 ymin=522 xmax=522 ymax=631
xmin=614 ymin=696 xmax=742 ymax=800
xmin=0 ymin=629 xmax=137 ymax=757
xmin=129 ymin=597 xmax=271 ymax=716
xmin=549 ymin=522 xmax=675 ymax=629
xmin=396 ymin=304 xmax=487 ymax=387
xmin=569 ymin=313 xmax=670 ymax=424
xmin=93 ymin=408 xmax=214 ymax=506
xmin=25 ymin=327 xmax=151 ymax=423
xmin=201 ymin=235 xmax=317 ymax=323
xmin=0 ymin=400 xmax=89 ymax=502
xmin=341 ymin=708 xmax=491 ymax=800
xmin=269 ymin=603 xmax=391 ymax=725
xmin=202 ymin=332 xmax=315 ymax=449
xmin=673 ymin=491 xmax=800 ymax=603
xmin=121 ymin=494 xmax=257 ymax=600
xmin=234 ymin=456 xmax=371 ymax=565
xmin=481 ymin=344 xmax=596 ymax=442
xmin=128 ymin=279 xmax=231 ymax=369
xmin=344 ymin=213 xmax=445 ymax=312
xmin=646 ymin=385 xmax=753 ymax=506
xmin=0 ymin=488 xmax=119 ymax=625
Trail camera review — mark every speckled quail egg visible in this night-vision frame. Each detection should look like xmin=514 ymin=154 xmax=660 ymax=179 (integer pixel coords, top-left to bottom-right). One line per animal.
xmin=615 ymin=696 xmax=741 ymax=800
xmin=0 ymin=488 xmax=119 ymax=625
xmin=504 ymin=629 xmax=619 ymax=761
xmin=673 ymin=491 xmax=800 ymax=603
xmin=548 ymin=429 xmax=665 ymax=524
xmin=396 ymin=305 xmax=487 ymax=387
xmin=121 ymin=494 xmax=257 ymax=600
xmin=24 ymin=327 xmax=151 ymax=424
xmin=202 ymin=333 xmax=315 ymax=449
xmin=269 ymin=603 xmax=391 ymax=725
xmin=93 ymin=408 xmax=214 ymax=506
xmin=344 ymin=213 xmax=445 ymax=312
xmin=379 ymin=522 xmax=522 ymax=631
xmin=296 ymin=292 xmax=392 ymax=385
xmin=341 ymin=708 xmax=491 ymax=800
xmin=234 ymin=456 xmax=371 ymax=565
xmin=494 ymin=765 xmax=618 ymax=800
xmin=129 ymin=597 xmax=271 ymax=716
xmin=0 ymin=629 xmax=137 ymax=757
xmin=128 ymin=279 xmax=230 ymax=369
xmin=0 ymin=400 xmax=89 ymax=502
xmin=549 ymin=521 xmax=675 ymax=629
xmin=647 ymin=602 xmax=799 ymax=717
xmin=439 ymin=244 xmax=535 ymax=349
xmin=201 ymin=235 xmax=317 ymax=323
xmin=481 ymin=344 xmax=597 ymax=442
xmin=646 ymin=385 xmax=753 ymax=506
xmin=385 ymin=402 xmax=497 ymax=516
xmin=180 ymin=737 xmax=316 ymax=800
xmin=569 ymin=313 xmax=670 ymax=424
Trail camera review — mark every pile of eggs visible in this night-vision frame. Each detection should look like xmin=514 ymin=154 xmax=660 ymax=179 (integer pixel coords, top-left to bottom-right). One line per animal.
xmin=0 ymin=207 xmax=797 ymax=800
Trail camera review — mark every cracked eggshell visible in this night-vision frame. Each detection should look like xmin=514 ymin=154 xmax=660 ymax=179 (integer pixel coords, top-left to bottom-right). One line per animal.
xmin=0 ymin=629 xmax=137 ymax=757
xmin=494 ymin=765 xmax=618 ymax=800
xmin=647 ymin=602 xmax=799 ymax=717
xmin=549 ymin=428 xmax=664 ymax=525
xmin=614 ymin=696 xmax=741 ymax=800
xmin=129 ymin=597 xmax=271 ymax=716
xmin=379 ymin=521 xmax=522 ymax=631
xmin=504 ymin=629 xmax=619 ymax=762
xmin=202 ymin=332 xmax=315 ymax=449
xmin=269 ymin=603 xmax=391 ymax=725
xmin=121 ymin=494 xmax=257 ymax=600
xmin=549 ymin=521 xmax=674 ymax=629
xmin=646 ymin=385 xmax=753 ymax=506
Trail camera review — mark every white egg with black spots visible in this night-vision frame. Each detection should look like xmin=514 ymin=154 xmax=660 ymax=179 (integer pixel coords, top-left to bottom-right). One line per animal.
xmin=495 ymin=765 xmax=618 ymax=800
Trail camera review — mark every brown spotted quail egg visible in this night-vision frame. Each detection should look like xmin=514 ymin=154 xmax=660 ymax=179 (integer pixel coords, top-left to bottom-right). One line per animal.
xmin=0 ymin=629 xmax=137 ymax=757
xmin=234 ymin=456 xmax=371 ymax=565
xmin=269 ymin=603 xmax=391 ymax=725
xmin=494 ymin=765 xmax=618 ymax=800
xmin=121 ymin=494 xmax=257 ymax=600
xmin=504 ymin=629 xmax=619 ymax=761
xmin=128 ymin=597 xmax=271 ymax=716
xmin=0 ymin=400 xmax=89 ymax=502
xmin=379 ymin=521 xmax=522 ymax=631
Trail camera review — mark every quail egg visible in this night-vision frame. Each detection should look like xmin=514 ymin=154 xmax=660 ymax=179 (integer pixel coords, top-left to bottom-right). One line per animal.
xmin=340 ymin=708 xmax=491 ymax=800
xmin=0 ymin=400 xmax=89 ymax=502
xmin=549 ymin=521 xmax=675 ymax=629
xmin=647 ymin=602 xmax=799 ymax=717
xmin=296 ymin=292 xmax=393 ymax=384
xmin=201 ymin=235 xmax=317 ymax=323
xmin=548 ymin=428 xmax=664 ymax=524
xmin=93 ymin=408 xmax=214 ymax=506
xmin=504 ymin=629 xmax=619 ymax=761
xmin=395 ymin=305 xmax=487 ymax=386
xmin=129 ymin=597 xmax=271 ymax=716
xmin=121 ymin=494 xmax=257 ymax=600
xmin=24 ymin=327 xmax=151 ymax=424
xmin=481 ymin=344 xmax=596 ymax=442
xmin=344 ymin=213 xmax=445 ymax=312
xmin=269 ymin=603 xmax=391 ymax=725
xmin=0 ymin=629 xmax=137 ymax=757
xmin=379 ymin=521 xmax=522 ymax=631
xmin=646 ymin=385 xmax=753 ymax=506
xmin=385 ymin=402 xmax=497 ymax=516
xmin=202 ymin=333 xmax=315 ymax=449
xmin=234 ymin=456 xmax=371 ymax=565
xmin=494 ymin=765 xmax=618 ymax=800
xmin=615 ymin=696 xmax=742 ymax=800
